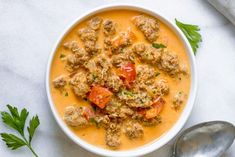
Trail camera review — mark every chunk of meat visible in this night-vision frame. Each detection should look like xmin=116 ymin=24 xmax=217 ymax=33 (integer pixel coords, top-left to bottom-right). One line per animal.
xmin=78 ymin=27 xmax=97 ymax=41
xmin=88 ymin=17 xmax=103 ymax=30
xmin=133 ymin=43 xmax=162 ymax=64
xmin=53 ymin=76 xmax=66 ymax=88
xmin=105 ymin=72 xmax=123 ymax=92
xmin=78 ymin=27 xmax=99 ymax=54
xmin=64 ymin=106 xmax=89 ymax=127
xmin=142 ymin=116 xmax=162 ymax=126
xmin=151 ymin=79 xmax=169 ymax=97
xmin=69 ymin=72 xmax=90 ymax=98
xmin=132 ymin=15 xmax=159 ymax=42
xmin=66 ymin=48 xmax=90 ymax=71
xmin=118 ymin=63 xmax=136 ymax=87
xmin=105 ymin=97 xmax=134 ymax=119
xmin=63 ymin=41 xmax=80 ymax=52
xmin=145 ymin=97 xmax=165 ymax=119
xmin=103 ymin=20 xmax=116 ymax=36
xmin=124 ymin=121 xmax=144 ymax=139
xmin=136 ymin=64 xmax=155 ymax=88
xmin=105 ymin=122 xmax=121 ymax=148
xmin=88 ymin=86 xmax=113 ymax=109
xmin=111 ymin=49 xmax=134 ymax=67
xmin=172 ymin=91 xmax=186 ymax=110
xmin=158 ymin=51 xmax=180 ymax=76
xmin=85 ymin=54 xmax=112 ymax=85
xmin=118 ymin=89 xmax=153 ymax=108
xmin=111 ymin=29 xmax=136 ymax=50
xmin=94 ymin=115 xmax=110 ymax=128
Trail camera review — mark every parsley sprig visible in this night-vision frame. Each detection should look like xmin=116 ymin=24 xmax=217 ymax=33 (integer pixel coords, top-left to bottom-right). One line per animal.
xmin=175 ymin=19 xmax=202 ymax=54
xmin=1 ymin=105 xmax=40 ymax=157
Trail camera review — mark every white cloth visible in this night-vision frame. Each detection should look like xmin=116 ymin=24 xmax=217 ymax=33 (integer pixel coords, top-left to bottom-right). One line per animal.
xmin=0 ymin=0 xmax=235 ymax=157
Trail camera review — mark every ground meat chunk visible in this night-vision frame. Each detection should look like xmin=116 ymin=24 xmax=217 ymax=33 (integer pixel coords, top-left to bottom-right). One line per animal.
xmin=111 ymin=29 xmax=136 ymax=51
xmin=63 ymin=41 xmax=80 ymax=52
xmin=85 ymin=54 xmax=112 ymax=85
xmin=53 ymin=75 xmax=66 ymax=88
xmin=111 ymin=49 xmax=134 ymax=67
xmin=66 ymin=48 xmax=90 ymax=71
xmin=158 ymin=51 xmax=180 ymax=76
xmin=103 ymin=20 xmax=116 ymax=52
xmin=142 ymin=116 xmax=162 ymax=126
xmin=88 ymin=17 xmax=103 ymax=30
xmin=78 ymin=27 xmax=97 ymax=41
xmin=64 ymin=106 xmax=89 ymax=127
xmin=103 ymin=20 xmax=116 ymax=36
xmin=94 ymin=115 xmax=110 ymax=128
xmin=105 ymin=72 xmax=123 ymax=92
xmin=132 ymin=15 xmax=159 ymax=42
xmin=133 ymin=43 xmax=162 ymax=64
xmin=69 ymin=72 xmax=90 ymax=98
xmin=78 ymin=27 xmax=99 ymax=54
xmin=105 ymin=122 xmax=121 ymax=148
xmin=105 ymin=98 xmax=134 ymax=119
xmin=136 ymin=64 xmax=155 ymax=83
xmin=124 ymin=121 xmax=144 ymax=139
xmin=172 ymin=91 xmax=186 ymax=110
xmin=117 ymin=89 xmax=153 ymax=108
xmin=135 ymin=65 xmax=156 ymax=90
xmin=151 ymin=79 xmax=169 ymax=97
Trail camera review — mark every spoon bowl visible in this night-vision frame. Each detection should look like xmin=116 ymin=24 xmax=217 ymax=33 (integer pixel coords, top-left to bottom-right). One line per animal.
xmin=173 ymin=121 xmax=235 ymax=157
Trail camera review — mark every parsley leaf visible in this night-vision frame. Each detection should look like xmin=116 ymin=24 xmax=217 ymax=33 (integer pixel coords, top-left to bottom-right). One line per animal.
xmin=1 ymin=133 xmax=26 ymax=150
xmin=152 ymin=43 xmax=166 ymax=49
xmin=175 ymin=19 xmax=202 ymax=54
xmin=27 ymin=115 xmax=40 ymax=143
xmin=1 ymin=105 xmax=40 ymax=157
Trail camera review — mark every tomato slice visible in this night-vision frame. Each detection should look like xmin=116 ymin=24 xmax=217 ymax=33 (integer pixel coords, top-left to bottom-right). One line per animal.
xmin=88 ymin=86 xmax=113 ymax=109
xmin=145 ymin=97 xmax=165 ymax=119
xmin=118 ymin=63 xmax=136 ymax=87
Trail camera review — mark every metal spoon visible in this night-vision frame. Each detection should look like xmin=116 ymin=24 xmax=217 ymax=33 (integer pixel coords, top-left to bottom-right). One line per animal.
xmin=173 ymin=121 xmax=235 ymax=157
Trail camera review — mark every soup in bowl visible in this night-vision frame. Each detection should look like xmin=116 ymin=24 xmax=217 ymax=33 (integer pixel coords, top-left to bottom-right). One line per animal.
xmin=46 ymin=4 xmax=197 ymax=157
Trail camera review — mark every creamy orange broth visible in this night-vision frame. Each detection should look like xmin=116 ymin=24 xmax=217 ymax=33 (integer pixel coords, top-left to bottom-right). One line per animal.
xmin=50 ymin=9 xmax=191 ymax=150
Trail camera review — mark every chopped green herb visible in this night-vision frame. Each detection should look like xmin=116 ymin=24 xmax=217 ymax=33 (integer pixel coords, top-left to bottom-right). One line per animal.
xmin=64 ymin=92 xmax=68 ymax=97
xmin=152 ymin=43 xmax=166 ymax=49
xmin=155 ymin=72 xmax=160 ymax=77
xmin=60 ymin=54 xmax=66 ymax=59
xmin=122 ymin=89 xmax=134 ymax=97
xmin=175 ymin=19 xmax=202 ymax=54
xmin=0 ymin=105 xmax=40 ymax=157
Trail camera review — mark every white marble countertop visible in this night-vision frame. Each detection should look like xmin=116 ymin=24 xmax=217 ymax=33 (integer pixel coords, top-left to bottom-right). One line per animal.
xmin=0 ymin=0 xmax=235 ymax=156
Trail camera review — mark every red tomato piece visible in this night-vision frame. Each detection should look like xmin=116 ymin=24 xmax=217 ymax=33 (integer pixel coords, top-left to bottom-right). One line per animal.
xmin=118 ymin=63 xmax=136 ymax=87
xmin=88 ymin=86 xmax=113 ymax=109
xmin=145 ymin=97 xmax=165 ymax=119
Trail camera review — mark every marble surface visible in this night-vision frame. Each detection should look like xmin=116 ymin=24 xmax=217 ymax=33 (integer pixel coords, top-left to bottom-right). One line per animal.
xmin=0 ymin=0 xmax=235 ymax=156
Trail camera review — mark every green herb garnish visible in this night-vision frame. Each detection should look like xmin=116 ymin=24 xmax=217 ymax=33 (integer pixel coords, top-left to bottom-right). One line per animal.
xmin=122 ymin=89 xmax=134 ymax=97
xmin=60 ymin=54 xmax=66 ymax=59
xmin=152 ymin=43 xmax=166 ymax=49
xmin=155 ymin=72 xmax=160 ymax=77
xmin=64 ymin=92 xmax=68 ymax=97
xmin=175 ymin=19 xmax=202 ymax=54
xmin=1 ymin=105 xmax=40 ymax=157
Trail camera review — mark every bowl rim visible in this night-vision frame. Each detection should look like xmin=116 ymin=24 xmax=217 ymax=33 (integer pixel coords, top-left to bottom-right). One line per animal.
xmin=46 ymin=4 xmax=198 ymax=157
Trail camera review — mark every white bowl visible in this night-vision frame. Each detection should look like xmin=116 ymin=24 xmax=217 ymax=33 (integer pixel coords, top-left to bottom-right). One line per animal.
xmin=46 ymin=4 xmax=197 ymax=157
